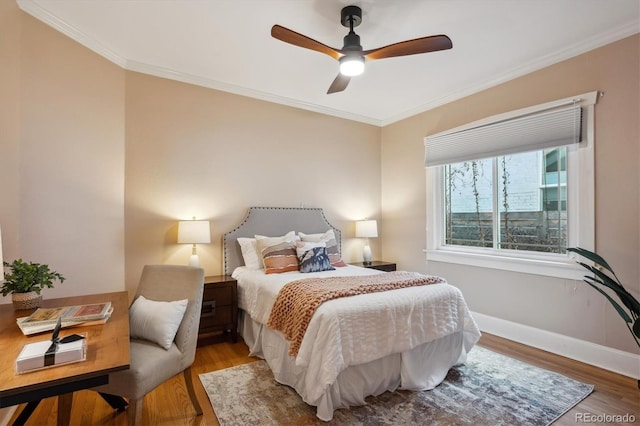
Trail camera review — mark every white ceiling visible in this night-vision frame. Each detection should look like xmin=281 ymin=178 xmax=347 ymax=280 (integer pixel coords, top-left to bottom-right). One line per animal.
xmin=18 ymin=0 xmax=640 ymax=126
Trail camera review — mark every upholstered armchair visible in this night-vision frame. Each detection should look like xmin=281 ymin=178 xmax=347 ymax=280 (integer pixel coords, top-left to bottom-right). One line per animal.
xmin=94 ymin=264 xmax=205 ymax=425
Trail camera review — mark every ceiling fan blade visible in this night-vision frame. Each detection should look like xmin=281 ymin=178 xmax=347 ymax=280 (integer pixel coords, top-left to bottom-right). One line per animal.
xmin=363 ymin=35 xmax=452 ymax=60
xmin=271 ymin=25 xmax=342 ymax=60
xmin=327 ymin=74 xmax=351 ymax=94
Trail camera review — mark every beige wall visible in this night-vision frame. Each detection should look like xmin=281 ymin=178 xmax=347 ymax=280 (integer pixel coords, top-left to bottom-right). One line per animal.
xmin=0 ymin=3 xmax=126 ymax=303
xmin=381 ymin=34 xmax=640 ymax=354
xmin=123 ymin=72 xmax=381 ymax=294
xmin=0 ymin=0 xmax=22 ymax=269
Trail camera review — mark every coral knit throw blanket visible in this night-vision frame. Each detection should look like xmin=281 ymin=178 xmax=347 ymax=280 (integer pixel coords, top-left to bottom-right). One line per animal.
xmin=266 ymin=271 xmax=446 ymax=357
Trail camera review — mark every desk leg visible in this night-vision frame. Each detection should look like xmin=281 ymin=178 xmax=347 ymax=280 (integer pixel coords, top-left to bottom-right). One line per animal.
xmin=12 ymin=400 xmax=40 ymax=426
xmin=57 ymin=393 xmax=73 ymax=426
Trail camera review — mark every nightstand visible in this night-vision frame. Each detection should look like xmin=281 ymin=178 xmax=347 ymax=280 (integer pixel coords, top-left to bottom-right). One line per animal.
xmin=349 ymin=261 xmax=397 ymax=272
xmin=198 ymin=275 xmax=238 ymax=345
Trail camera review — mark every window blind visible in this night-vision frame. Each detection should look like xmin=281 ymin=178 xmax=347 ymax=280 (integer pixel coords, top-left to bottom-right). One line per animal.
xmin=425 ymin=104 xmax=582 ymax=167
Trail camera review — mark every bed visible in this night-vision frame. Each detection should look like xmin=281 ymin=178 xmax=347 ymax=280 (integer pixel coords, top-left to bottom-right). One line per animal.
xmin=223 ymin=206 xmax=481 ymax=421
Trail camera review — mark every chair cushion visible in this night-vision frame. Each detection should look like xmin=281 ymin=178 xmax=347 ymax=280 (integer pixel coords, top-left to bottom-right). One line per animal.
xmin=129 ymin=295 xmax=188 ymax=350
xmin=96 ymin=339 xmax=184 ymax=400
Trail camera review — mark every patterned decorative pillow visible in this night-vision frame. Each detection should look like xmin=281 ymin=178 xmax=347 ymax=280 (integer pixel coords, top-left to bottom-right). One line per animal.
xmin=298 ymin=229 xmax=347 ymax=267
xmin=256 ymin=235 xmax=299 ymax=274
xmin=240 ymin=231 xmax=297 ymax=270
xmin=296 ymin=241 xmax=335 ymax=273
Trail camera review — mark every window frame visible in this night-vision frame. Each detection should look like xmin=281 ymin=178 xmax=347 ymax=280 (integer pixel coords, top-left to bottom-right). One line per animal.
xmin=425 ymin=92 xmax=598 ymax=280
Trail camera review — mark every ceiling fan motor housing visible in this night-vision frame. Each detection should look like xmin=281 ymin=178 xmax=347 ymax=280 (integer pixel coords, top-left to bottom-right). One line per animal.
xmin=340 ymin=5 xmax=362 ymax=28
xmin=341 ymin=6 xmax=363 ymax=52
xmin=343 ymin=32 xmax=362 ymax=52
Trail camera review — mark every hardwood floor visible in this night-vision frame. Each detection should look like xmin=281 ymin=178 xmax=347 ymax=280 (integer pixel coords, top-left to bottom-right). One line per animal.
xmin=10 ymin=333 xmax=639 ymax=425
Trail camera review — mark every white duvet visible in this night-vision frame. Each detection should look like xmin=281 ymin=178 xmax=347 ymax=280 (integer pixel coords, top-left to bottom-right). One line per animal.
xmin=233 ymin=265 xmax=481 ymax=405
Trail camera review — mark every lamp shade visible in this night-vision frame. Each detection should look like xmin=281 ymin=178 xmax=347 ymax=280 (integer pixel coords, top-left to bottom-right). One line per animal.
xmin=355 ymin=220 xmax=378 ymax=238
xmin=177 ymin=220 xmax=211 ymax=244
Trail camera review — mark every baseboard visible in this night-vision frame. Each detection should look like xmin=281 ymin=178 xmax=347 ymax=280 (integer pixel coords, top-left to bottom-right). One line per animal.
xmin=472 ymin=311 xmax=640 ymax=380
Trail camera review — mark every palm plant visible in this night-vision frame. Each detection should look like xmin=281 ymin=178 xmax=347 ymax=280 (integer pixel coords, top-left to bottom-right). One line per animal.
xmin=567 ymin=247 xmax=640 ymax=348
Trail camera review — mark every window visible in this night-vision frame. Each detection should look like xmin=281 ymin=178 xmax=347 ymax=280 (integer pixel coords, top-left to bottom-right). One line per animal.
xmin=444 ymin=147 xmax=567 ymax=253
xmin=425 ymin=92 xmax=598 ymax=279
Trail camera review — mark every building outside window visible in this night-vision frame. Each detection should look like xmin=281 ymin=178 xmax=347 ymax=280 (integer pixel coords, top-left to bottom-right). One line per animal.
xmin=444 ymin=147 xmax=567 ymax=254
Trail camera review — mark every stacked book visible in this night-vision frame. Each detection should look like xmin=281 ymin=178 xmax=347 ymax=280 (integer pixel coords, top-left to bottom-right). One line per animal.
xmin=16 ymin=301 xmax=113 ymax=335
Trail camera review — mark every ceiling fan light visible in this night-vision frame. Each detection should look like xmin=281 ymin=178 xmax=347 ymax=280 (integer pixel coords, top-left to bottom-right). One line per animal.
xmin=339 ymin=56 xmax=364 ymax=76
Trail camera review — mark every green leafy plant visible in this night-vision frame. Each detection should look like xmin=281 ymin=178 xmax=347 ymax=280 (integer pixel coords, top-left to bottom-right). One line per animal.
xmin=568 ymin=247 xmax=640 ymax=348
xmin=1 ymin=259 xmax=66 ymax=296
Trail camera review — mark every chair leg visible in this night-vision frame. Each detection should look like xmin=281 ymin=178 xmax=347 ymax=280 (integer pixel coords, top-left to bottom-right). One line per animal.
xmin=183 ymin=367 xmax=203 ymax=416
xmin=98 ymin=392 xmax=128 ymax=411
xmin=127 ymin=398 xmax=143 ymax=426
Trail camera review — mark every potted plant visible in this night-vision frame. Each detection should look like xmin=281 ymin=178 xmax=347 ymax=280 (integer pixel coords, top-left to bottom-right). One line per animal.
xmin=568 ymin=247 xmax=640 ymax=348
xmin=1 ymin=259 xmax=66 ymax=310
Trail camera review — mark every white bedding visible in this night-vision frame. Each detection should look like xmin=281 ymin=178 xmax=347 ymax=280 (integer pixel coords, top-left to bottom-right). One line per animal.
xmin=233 ymin=265 xmax=481 ymax=420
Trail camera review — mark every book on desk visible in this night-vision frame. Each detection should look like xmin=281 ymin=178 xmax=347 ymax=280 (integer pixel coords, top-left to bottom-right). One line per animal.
xmin=17 ymin=302 xmax=113 ymax=336
xmin=22 ymin=302 xmax=111 ymax=324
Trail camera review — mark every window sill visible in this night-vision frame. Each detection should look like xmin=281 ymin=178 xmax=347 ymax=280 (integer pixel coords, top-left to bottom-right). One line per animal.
xmin=425 ymin=248 xmax=584 ymax=280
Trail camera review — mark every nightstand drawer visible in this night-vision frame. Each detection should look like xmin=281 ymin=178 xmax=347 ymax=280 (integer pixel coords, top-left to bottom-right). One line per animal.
xmin=199 ymin=275 xmax=238 ymax=345
xmin=200 ymin=306 xmax=233 ymax=329
xmin=203 ymin=286 xmax=233 ymax=306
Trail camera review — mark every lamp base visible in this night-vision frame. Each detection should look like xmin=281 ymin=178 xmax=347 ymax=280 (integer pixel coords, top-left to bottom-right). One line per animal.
xmin=188 ymin=254 xmax=200 ymax=267
xmin=363 ymin=244 xmax=372 ymax=263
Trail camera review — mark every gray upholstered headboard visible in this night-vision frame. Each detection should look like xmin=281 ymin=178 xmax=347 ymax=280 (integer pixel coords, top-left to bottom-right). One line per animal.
xmin=223 ymin=207 xmax=342 ymax=275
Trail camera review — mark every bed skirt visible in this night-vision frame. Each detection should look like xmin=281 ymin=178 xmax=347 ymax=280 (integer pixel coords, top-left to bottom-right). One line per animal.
xmin=239 ymin=309 xmax=471 ymax=421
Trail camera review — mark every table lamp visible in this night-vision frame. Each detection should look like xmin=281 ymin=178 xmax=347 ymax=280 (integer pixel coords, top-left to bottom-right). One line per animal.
xmin=177 ymin=218 xmax=211 ymax=267
xmin=355 ymin=219 xmax=378 ymax=264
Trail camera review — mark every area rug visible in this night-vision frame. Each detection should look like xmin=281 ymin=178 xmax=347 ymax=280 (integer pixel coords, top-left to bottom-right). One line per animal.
xmin=199 ymin=346 xmax=594 ymax=425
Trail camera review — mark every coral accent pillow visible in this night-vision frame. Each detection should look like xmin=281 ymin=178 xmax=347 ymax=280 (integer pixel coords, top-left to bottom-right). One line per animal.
xmin=256 ymin=235 xmax=299 ymax=274
xmin=238 ymin=231 xmax=297 ymax=270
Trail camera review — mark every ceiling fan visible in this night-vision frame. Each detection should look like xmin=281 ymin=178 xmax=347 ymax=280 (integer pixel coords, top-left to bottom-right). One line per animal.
xmin=271 ymin=5 xmax=453 ymax=94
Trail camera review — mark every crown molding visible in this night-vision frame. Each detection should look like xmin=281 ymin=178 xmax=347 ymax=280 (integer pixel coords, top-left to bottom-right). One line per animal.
xmin=381 ymin=21 xmax=639 ymax=126
xmin=17 ymin=0 xmax=639 ymax=128
xmin=125 ymin=60 xmax=382 ymax=126
xmin=17 ymin=0 xmax=127 ymax=68
xmin=17 ymin=0 xmax=381 ymax=126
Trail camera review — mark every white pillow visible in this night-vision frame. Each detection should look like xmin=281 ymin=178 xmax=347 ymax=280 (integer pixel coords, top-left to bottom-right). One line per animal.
xmin=299 ymin=229 xmax=347 ymax=267
xmin=295 ymin=240 xmax=326 ymax=258
xmin=237 ymin=237 xmax=262 ymax=270
xmin=129 ymin=295 xmax=188 ymax=350
xmin=298 ymin=229 xmax=334 ymax=242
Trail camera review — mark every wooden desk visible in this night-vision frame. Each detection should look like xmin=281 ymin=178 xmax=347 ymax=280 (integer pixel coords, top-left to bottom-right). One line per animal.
xmin=0 ymin=291 xmax=130 ymax=425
